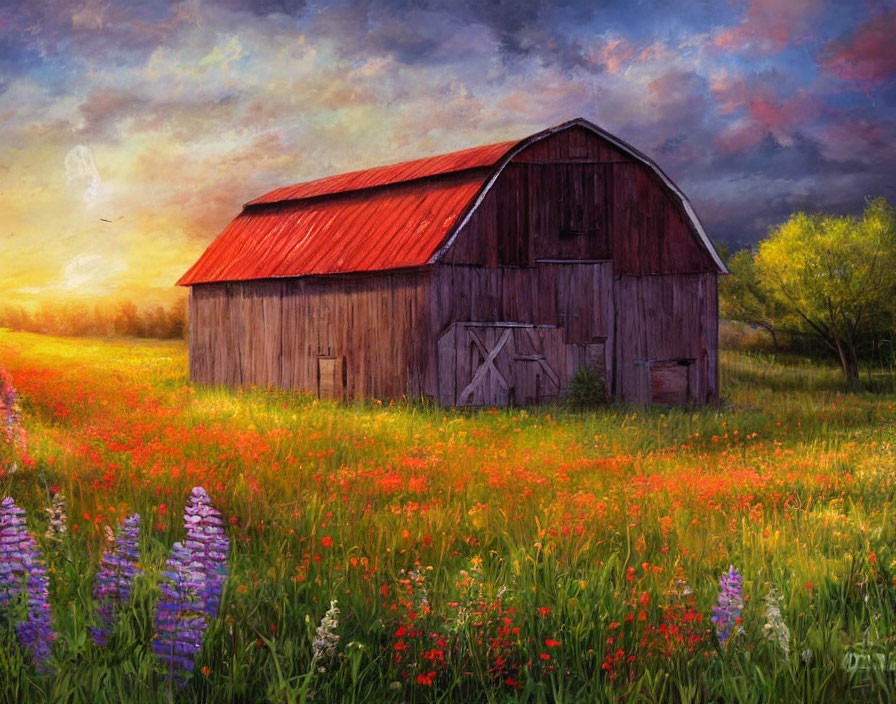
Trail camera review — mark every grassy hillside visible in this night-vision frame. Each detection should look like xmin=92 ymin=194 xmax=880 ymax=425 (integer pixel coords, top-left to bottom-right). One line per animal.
xmin=1 ymin=330 xmax=895 ymax=703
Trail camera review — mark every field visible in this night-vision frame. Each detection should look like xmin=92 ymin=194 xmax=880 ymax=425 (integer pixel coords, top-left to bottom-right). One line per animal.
xmin=1 ymin=330 xmax=896 ymax=703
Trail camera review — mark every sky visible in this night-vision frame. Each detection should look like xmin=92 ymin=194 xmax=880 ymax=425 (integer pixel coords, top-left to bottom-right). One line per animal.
xmin=1 ymin=0 xmax=894 ymax=307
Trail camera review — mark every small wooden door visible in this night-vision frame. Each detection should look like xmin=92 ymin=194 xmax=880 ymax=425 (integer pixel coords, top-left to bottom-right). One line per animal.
xmin=317 ymin=356 xmax=344 ymax=401
xmin=650 ymin=361 xmax=690 ymax=405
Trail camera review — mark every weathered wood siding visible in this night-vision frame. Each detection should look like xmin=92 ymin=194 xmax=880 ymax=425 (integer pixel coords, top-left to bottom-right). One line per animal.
xmin=189 ymin=271 xmax=432 ymax=400
xmin=613 ymin=273 xmax=718 ymax=404
xmin=188 ymin=123 xmax=720 ymax=406
xmin=428 ymin=263 xmax=615 ymax=400
xmin=442 ymin=128 xmax=715 ymax=275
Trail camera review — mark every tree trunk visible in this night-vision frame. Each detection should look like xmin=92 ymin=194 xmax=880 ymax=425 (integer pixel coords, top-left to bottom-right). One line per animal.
xmin=834 ymin=335 xmax=860 ymax=389
xmin=752 ymin=321 xmax=779 ymax=351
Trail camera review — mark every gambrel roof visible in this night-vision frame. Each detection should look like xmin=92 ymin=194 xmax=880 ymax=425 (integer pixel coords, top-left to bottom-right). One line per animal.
xmin=177 ymin=118 xmax=725 ymax=286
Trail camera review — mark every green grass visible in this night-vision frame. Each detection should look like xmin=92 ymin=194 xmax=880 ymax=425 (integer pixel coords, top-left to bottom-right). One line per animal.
xmin=1 ymin=329 xmax=895 ymax=703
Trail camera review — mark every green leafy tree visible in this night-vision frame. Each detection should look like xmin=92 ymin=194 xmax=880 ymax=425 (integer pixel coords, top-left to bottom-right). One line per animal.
xmin=720 ymin=248 xmax=793 ymax=350
xmin=755 ymin=197 xmax=896 ymax=387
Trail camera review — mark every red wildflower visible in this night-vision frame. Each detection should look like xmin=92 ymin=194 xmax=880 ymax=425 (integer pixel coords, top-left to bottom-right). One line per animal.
xmin=321 ymin=536 xmax=333 ymax=548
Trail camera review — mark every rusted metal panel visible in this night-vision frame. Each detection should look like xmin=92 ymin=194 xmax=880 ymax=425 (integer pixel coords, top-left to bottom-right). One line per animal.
xmin=178 ymin=175 xmax=484 ymax=285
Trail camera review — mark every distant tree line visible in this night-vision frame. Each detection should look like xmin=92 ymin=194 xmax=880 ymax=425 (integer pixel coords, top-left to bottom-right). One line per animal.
xmin=720 ymin=196 xmax=896 ymax=387
xmin=0 ymin=299 xmax=187 ymax=340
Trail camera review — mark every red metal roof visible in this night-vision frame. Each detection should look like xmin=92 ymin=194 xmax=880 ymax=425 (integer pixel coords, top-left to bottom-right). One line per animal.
xmin=177 ymin=173 xmax=488 ymax=285
xmin=178 ymin=118 xmax=726 ymax=286
xmin=178 ymin=139 xmax=519 ymax=286
xmin=245 ymin=140 xmax=517 ymax=206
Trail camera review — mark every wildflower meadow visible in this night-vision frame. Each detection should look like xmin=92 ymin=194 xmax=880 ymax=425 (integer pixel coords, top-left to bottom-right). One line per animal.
xmin=1 ymin=330 xmax=895 ymax=703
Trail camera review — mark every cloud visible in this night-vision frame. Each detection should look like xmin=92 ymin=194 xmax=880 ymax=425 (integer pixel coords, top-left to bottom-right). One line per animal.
xmin=211 ymin=0 xmax=306 ymax=16
xmin=713 ymin=0 xmax=821 ymax=55
xmin=819 ymin=8 xmax=896 ymax=87
xmin=71 ymin=0 xmax=110 ymax=30
xmin=64 ymin=145 xmax=102 ymax=202
xmin=708 ymin=70 xmax=821 ymax=150
xmin=1 ymin=0 xmax=894 ymax=305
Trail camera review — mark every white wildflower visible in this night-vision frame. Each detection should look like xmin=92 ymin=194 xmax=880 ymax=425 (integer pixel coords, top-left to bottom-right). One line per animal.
xmin=45 ymin=492 xmax=68 ymax=540
xmin=763 ymin=587 xmax=790 ymax=660
xmin=312 ymin=600 xmax=340 ymax=665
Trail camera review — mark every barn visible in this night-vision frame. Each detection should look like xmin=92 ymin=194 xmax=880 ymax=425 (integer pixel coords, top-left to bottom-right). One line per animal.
xmin=177 ymin=118 xmax=727 ymax=407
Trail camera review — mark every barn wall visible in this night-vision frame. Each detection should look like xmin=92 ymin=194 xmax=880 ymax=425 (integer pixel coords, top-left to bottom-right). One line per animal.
xmin=188 ymin=271 xmax=432 ymax=400
xmin=442 ymin=128 xmax=715 ymax=275
xmin=429 ymin=262 xmax=615 ymax=399
xmin=613 ymin=273 xmax=718 ymax=404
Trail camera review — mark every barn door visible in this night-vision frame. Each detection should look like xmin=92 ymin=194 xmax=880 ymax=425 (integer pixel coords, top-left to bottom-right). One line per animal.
xmin=511 ymin=326 xmax=563 ymax=404
xmin=438 ymin=324 xmax=569 ymax=407
xmin=457 ymin=327 xmax=514 ymax=406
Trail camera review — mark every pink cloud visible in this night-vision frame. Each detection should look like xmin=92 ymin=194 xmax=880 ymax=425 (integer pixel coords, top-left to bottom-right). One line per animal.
xmin=710 ymin=70 xmax=819 ymax=148
xmin=820 ymin=9 xmax=896 ymax=86
xmin=748 ymin=92 xmax=818 ymax=136
xmin=598 ymin=37 xmax=635 ymax=74
xmin=715 ymin=120 xmax=766 ymax=153
xmin=713 ymin=0 xmax=820 ymax=55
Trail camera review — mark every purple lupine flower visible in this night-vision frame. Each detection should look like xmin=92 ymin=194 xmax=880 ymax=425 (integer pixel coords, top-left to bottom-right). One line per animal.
xmin=153 ymin=541 xmax=208 ymax=681
xmin=183 ymin=487 xmax=229 ymax=619
xmin=91 ymin=513 xmax=142 ymax=646
xmin=0 ymin=497 xmax=54 ymax=666
xmin=711 ymin=565 xmax=744 ymax=647
xmin=153 ymin=488 xmax=229 ymax=682
xmin=0 ymin=370 xmax=29 ymax=475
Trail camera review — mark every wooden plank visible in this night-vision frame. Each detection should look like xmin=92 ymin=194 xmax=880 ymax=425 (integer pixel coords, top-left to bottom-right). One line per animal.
xmin=317 ymin=356 xmax=342 ymax=400
xmin=436 ymin=323 xmax=457 ymax=405
xmin=651 ymin=363 xmax=690 ymax=405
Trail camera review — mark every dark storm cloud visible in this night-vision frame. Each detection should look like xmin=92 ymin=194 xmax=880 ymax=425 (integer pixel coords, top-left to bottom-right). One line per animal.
xmin=210 ymin=0 xmax=306 ymax=17
xmin=683 ymin=126 xmax=896 ymax=248
xmin=306 ymin=0 xmax=603 ymax=70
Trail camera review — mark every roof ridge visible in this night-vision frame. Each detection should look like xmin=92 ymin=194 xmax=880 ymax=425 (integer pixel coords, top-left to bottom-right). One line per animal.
xmin=245 ymin=138 xmax=521 ymax=207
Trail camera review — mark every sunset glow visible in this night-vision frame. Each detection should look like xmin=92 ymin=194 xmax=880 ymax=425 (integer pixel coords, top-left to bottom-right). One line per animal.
xmin=1 ymin=0 xmax=893 ymax=306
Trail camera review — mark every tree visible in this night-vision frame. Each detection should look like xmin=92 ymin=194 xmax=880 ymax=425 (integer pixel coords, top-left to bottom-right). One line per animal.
xmin=719 ymin=248 xmax=793 ymax=350
xmin=755 ymin=197 xmax=896 ymax=387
